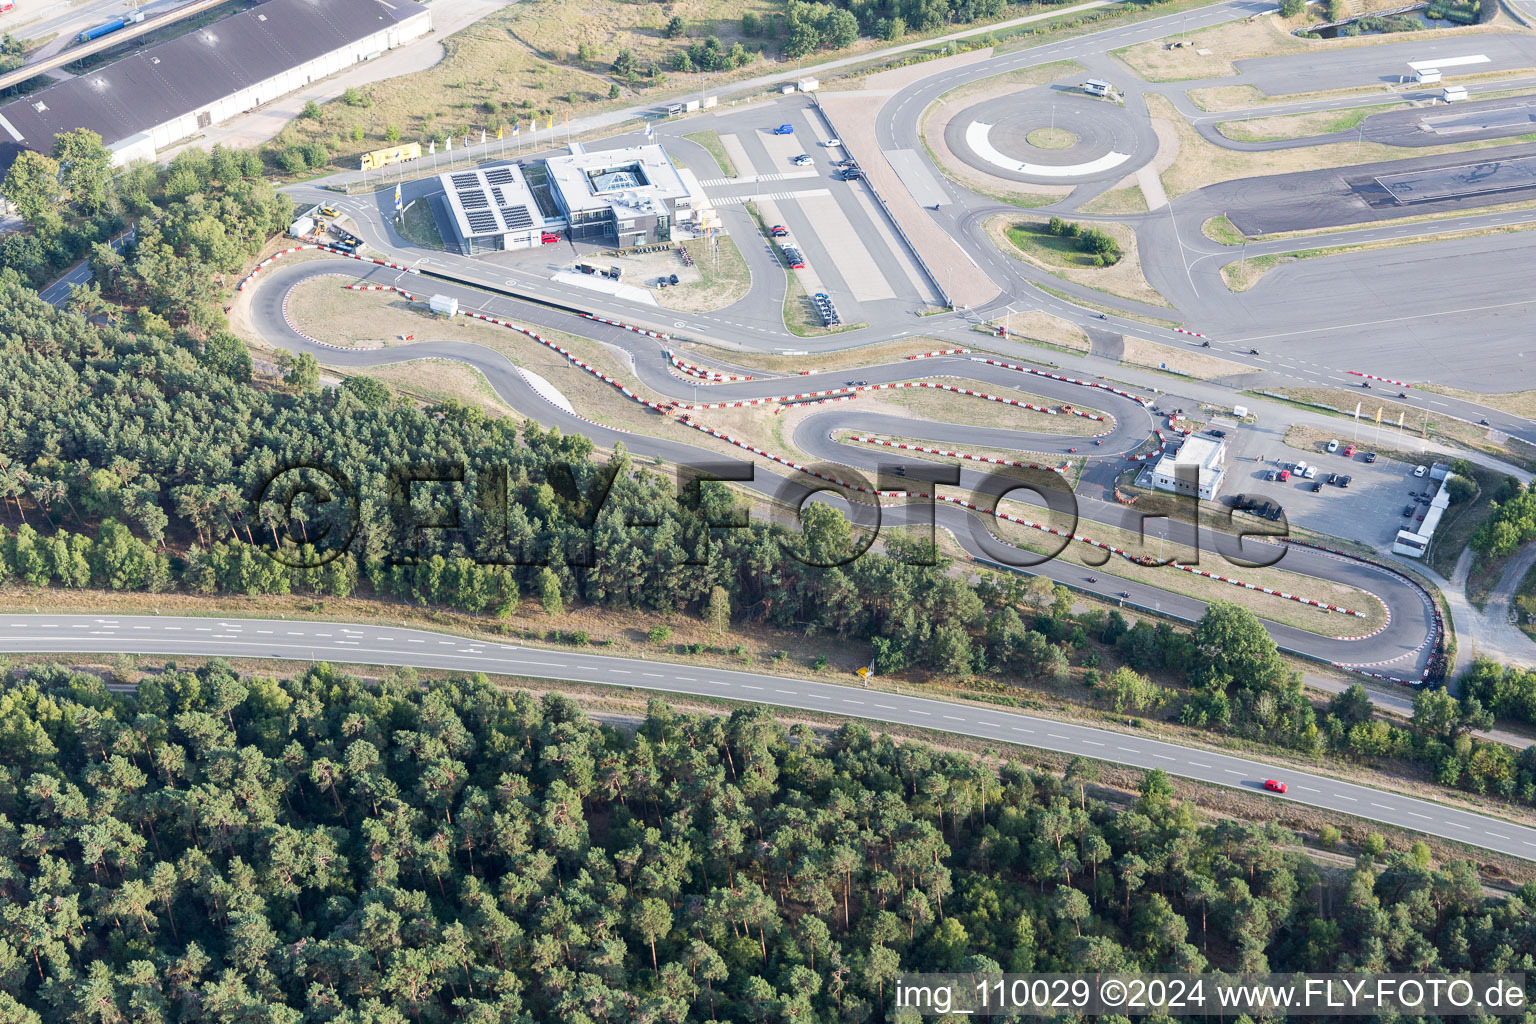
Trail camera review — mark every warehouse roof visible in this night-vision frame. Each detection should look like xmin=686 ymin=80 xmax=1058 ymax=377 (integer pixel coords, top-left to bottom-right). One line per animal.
xmin=0 ymin=0 xmax=422 ymax=157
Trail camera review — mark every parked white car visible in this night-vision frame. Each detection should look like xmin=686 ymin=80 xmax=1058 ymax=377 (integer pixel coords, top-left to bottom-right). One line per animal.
xmin=1326 ymin=439 xmax=1339 ymax=453
xmin=1414 ymin=465 xmax=1428 ymax=477
xmin=1304 ymin=466 xmax=1317 ymax=479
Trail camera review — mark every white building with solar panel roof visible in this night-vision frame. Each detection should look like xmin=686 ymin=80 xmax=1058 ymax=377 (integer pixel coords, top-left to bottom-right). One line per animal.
xmin=439 ymin=163 xmax=554 ymax=254
xmin=437 ymin=143 xmax=701 ymax=254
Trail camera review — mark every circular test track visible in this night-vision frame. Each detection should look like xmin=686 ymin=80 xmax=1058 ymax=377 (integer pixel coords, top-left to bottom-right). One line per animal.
xmin=248 ymin=254 xmax=1441 ymax=684
xmin=946 ymin=88 xmax=1150 ymax=184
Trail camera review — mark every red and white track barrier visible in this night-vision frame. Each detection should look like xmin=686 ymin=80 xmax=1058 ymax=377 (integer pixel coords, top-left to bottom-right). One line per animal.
xmin=1347 ymin=371 xmax=1412 ymax=388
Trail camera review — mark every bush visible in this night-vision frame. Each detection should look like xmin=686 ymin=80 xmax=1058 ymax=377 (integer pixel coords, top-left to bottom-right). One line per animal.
xmin=648 ymin=625 xmax=672 ymax=645
xmin=302 ymin=100 xmax=322 ymax=120
xmin=1279 ymin=0 xmax=1305 ymax=16
xmin=1318 ymin=824 xmax=1341 ymax=848
xmin=664 ymin=15 xmax=685 ymax=38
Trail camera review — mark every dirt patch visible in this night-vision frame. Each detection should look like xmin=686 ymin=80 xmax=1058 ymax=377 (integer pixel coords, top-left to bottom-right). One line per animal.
xmin=987 ymin=214 xmax=1171 ymax=308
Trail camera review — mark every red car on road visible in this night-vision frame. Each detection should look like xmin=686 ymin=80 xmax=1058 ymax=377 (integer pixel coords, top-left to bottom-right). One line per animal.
xmin=770 ymin=225 xmax=789 ymax=237
xmin=1263 ymin=779 xmax=1287 ymax=794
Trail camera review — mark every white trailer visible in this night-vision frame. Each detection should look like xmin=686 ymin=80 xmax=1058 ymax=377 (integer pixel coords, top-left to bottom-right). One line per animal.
xmin=1415 ymin=68 xmax=1442 ymax=83
xmin=428 ymin=294 xmax=459 ymax=317
xmin=1442 ymin=85 xmax=1468 ymax=102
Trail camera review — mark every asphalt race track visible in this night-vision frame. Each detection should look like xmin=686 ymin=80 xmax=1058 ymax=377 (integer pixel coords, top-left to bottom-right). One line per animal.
xmin=2 ymin=613 xmax=1527 ymax=859
xmin=249 ymin=256 xmax=1440 ymax=682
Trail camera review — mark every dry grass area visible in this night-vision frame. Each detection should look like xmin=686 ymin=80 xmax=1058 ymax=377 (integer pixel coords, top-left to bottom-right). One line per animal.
xmin=1116 ymin=11 xmax=1524 ymax=83
xmin=1271 ymin=388 xmax=1536 ymax=470
xmin=866 ymin=383 xmax=1110 ymax=436
xmin=988 ymin=309 xmax=1093 ymax=353
xmin=351 ymin=360 xmax=510 ymax=417
xmin=273 ymin=0 xmax=784 ymax=173
xmin=1421 ymin=383 xmax=1536 ymax=419
xmin=1147 ymin=92 xmax=1536 ymax=199
xmin=987 ymin=214 xmax=1171 ymax=308
xmin=654 ymin=236 xmax=752 ymax=312
xmin=1078 ymin=183 xmax=1150 ymax=215
xmin=1025 ymin=126 xmax=1077 ymax=149
xmin=1120 ymin=336 xmax=1255 ymax=380
xmin=1113 ymin=13 xmax=1313 ymax=81
xmin=284 ymin=275 xmax=434 ymax=347
xmin=677 ymin=335 xmax=993 ymax=374
xmin=843 ymin=431 xmax=1080 ymax=469
xmin=1216 ymin=102 xmax=1411 ymax=142
xmin=982 ymin=499 xmax=1388 ymax=637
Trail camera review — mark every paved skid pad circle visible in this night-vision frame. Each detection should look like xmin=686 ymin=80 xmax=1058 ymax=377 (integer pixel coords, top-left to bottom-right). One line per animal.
xmin=946 ymin=88 xmax=1147 ymax=183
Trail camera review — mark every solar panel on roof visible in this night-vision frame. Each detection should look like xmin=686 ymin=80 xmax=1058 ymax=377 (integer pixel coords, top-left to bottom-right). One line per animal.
xmin=465 ymin=210 xmax=499 ymax=233
xmin=491 ymin=186 xmax=505 ymax=205
xmin=460 ymin=189 xmax=489 ymax=209
xmin=499 ymin=205 xmax=533 ymax=229
xmin=451 ymin=173 xmax=478 ymax=188
xmin=484 ymin=167 xmax=515 ymax=185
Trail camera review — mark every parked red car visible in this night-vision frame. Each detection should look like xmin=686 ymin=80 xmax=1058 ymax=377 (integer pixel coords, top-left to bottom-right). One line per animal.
xmin=541 ymin=232 xmax=561 ymax=244
xmin=1263 ymin=779 xmax=1288 ymax=794
xmin=770 ymin=225 xmax=789 ymax=237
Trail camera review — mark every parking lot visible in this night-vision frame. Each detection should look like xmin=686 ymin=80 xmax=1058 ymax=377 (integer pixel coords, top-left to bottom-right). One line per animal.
xmin=1207 ymin=420 xmax=1438 ymax=548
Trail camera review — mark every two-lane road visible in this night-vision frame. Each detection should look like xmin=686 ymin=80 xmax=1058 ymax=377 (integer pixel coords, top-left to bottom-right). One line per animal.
xmin=3 ymin=613 xmax=1530 ymax=860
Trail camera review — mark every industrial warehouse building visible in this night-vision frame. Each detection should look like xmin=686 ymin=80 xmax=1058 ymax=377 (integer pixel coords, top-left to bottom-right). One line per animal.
xmin=1151 ymin=434 xmax=1227 ymax=500
xmin=0 ymin=0 xmax=431 ymax=170
xmin=438 ymin=143 xmax=703 ymax=253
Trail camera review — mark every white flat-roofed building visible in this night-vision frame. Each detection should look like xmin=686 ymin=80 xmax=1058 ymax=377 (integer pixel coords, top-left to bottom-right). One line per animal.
xmin=545 ymin=142 xmax=694 ymax=247
xmin=1151 ymin=434 xmax=1226 ymax=500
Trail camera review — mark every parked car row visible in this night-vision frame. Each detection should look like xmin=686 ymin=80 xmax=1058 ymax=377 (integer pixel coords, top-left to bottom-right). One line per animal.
xmin=814 ymin=292 xmax=841 ymax=327
xmin=1230 ymin=494 xmax=1284 ymax=521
